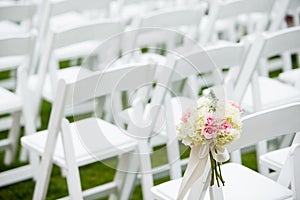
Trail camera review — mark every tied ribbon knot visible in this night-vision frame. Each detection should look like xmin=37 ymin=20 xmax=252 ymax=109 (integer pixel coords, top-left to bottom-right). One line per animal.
xmin=178 ymin=142 xmax=229 ymax=200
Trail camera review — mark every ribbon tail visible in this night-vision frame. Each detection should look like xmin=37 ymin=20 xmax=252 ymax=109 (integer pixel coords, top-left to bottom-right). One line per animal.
xmin=178 ymin=145 xmax=210 ymax=200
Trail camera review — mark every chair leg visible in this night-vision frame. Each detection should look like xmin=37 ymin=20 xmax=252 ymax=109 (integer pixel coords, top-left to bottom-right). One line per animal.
xmin=61 ymin=119 xmax=83 ymax=200
xmin=109 ymin=152 xmax=139 ymax=200
xmin=4 ymin=111 xmax=21 ymax=165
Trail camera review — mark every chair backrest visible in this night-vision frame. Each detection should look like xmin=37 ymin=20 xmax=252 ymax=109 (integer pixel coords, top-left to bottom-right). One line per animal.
xmin=134 ymin=6 xmax=206 ymax=51
xmin=34 ymin=20 xmax=123 ymax=104
xmin=0 ymin=34 xmax=35 ymax=58
xmin=200 ymin=0 xmax=276 ymax=44
xmin=34 ymin=0 xmax=112 ymax=67
xmin=0 ymin=2 xmax=37 ymax=22
xmin=0 ymin=33 xmax=35 ymax=90
xmin=228 ymin=102 xmax=300 ymax=152
xmin=49 ymin=63 xmax=158 ymax=125
xmin=223 ymin=102 xmax=300 ymax=199
xmin=140 ymin=7 xmax=204 ymax=29
xmin=234 ymin=26 xmax=300 ymax=108
xmin=170 ymin=42 xmax=248 ymax=100
xmin=0 ymin=2 xmax=37 ymax=34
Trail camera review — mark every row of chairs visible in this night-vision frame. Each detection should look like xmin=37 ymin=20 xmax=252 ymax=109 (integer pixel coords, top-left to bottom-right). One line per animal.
xmin=0 ymin=0 xmax=300 ymax=199
xmin=20 ymin=26 xmax=300 ymax=199
xmin=0 ymin=25 xmax=299 ymax=199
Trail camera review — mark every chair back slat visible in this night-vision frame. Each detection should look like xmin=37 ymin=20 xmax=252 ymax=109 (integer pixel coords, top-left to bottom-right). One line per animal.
xmin=172 ymin=43 xmax=246 ymax=84
xmin=228 ymin=102 xmax=300 ymax=153
xmin=51 ymin=0 xmax=111 ymax=16
xmin=63 ymin=64 xmax=157 ymax=106
xmin=52 ymin=20 xmax=123 ymax=49
xmin=217 ymin=0 xmax=275 ymax=19
xmin=261 ymin=27 xmax=300 ymax=58
xmin=0 ymin=34 xmax=34 ymax=57
xmin=0 ymin=3 xmax=36 ymax=21
xmin=141 ymin=7 xmax=204 ymax=28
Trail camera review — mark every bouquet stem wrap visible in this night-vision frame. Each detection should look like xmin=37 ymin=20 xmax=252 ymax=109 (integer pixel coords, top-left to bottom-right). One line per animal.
xmin=178 ymin=143 xmax=229 ymax=200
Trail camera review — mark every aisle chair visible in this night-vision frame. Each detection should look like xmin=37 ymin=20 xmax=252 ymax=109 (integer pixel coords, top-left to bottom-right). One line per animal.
xmin=21 ymin=63 xmax=163 ymax=200
xmin=0 ymin=33 xmax=39 ymax=187
xmin=239 ymin=26 xmax=300 ymax=174
xmin=150 ymin=102 xmax=300 ymax=200
xmin=169 ymin=41 xmax=250 ymax=165
xmin=119 ymin=41 xmax=250 ymax=199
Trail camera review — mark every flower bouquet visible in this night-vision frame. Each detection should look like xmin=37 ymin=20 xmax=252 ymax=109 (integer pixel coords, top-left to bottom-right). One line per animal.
xmin=177 ymin=90 xmax=242 ymax=194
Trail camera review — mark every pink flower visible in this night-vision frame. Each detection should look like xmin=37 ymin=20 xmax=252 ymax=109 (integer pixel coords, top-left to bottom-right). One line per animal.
xmin=202 ymin=125 xmax=218 ymax=139
xmin=181 ymin=111 xmax=191 ymax=122
xmin=204 ymin=114 xmax=215 ymax=126
xmin=229 ymin=101 xmax=243 ymax=112
xmin=220 ymin=120 xmax=232 ymax=132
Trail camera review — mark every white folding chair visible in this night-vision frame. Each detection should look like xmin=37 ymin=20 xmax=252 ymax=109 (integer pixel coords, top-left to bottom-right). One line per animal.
xmin=120 ymin=42 xmax=249 ymax=199
xmin=238 ymin=27 xmax=300 ymax=173
xmin=21 ymin=63 xmax=161 ymax=199
xmin=124 ymin=6 xmax=206 ymax=66
xmin=200 ymin=0 xmax=276 ymax=45
xmin=151 ymin=102 xmax=300 ymax=200
xmin=0 ymin=1 xmax=37 ymax=89
xmin=0 ymin=33 xmax=39 ymax=187
xmin=28 ymin=20 xmax=123 ymax=121
xmin=34 ymin=0 xmax=112 ymax=69
xmin=0 ymin=2 xmax=37 ymax=37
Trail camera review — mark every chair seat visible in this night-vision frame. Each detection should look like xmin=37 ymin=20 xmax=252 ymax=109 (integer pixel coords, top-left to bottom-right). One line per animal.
xmin=0 ymin=87 xmax=22 ymax=115
xmin=242 ymin=76 xmax=300 ymax=112
xmin=21 ymin=117 xmax=137 ymax=168
xmin=260 ymin=147 xmax=290 ymax=171
xmin=151 ymin=163 xmax=293 ymax=200
xmin=279 ymin=68 xmax=300 ymax=86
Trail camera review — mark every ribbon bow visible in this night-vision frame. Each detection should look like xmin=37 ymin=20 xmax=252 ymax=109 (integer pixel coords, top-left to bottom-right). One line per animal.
xmin=178 ymin=142 xmax=229 ymax=200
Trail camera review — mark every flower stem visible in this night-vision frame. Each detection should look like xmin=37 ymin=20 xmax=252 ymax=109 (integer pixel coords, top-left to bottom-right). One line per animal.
xmin=214 ymin=159 xmax=220 ymax=187
xmin=217 ymin=162 xmax=225 ymax=186
xmin=209 ymin=151 xmax=215 ymax=186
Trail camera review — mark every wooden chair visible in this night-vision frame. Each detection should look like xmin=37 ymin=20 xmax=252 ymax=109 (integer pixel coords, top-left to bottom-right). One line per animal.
xmin=21 ymin=63 xmax=161 ymax=199
xmin=151 ymin=102 xmax=300 ymax=200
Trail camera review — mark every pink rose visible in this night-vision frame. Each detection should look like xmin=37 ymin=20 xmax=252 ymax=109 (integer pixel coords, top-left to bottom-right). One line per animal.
xmin=220 ymin=120 xmax=232 ymax=132
xmin=204 ymin=114 xmax=215 ymax=126
xmin=202 ymin=125 xmax=218 ymax=139
xmin=229 ymin=101 xmax=243 ymax=112
xmin=181 ymin=111 xmax=191 ymax=122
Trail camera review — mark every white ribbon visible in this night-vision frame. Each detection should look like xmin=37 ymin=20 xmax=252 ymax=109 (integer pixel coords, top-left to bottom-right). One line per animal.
xmin=178 ymin=143 xmax=229 ymax=200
